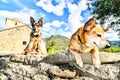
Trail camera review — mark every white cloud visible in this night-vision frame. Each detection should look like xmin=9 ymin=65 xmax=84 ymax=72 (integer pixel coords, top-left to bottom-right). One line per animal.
xmin=42 ymin=20 xmax=66 ymax=32
xmin=1 ymin=0 xmax=8 ymax=3
xmin=1 ymin=0 xmax=119 ymax=40
xmin=42 ymin=27 xmax=72 ymax=38
xmin=0 ymin=7 xmax=43 ymax=29
xmin=42 ymin=31 xmax=51 ymax=38
xmin=67 ymin=3 xmax=78 ymax=14
xmin=36 ymin=0 xmax=91 ymax=37
xmin=36 ymin=0 xmax=66 ymax=16
xmin=67 ymin=0 xmax=88 ymax=33
xmin=105 ymin=29 xmax=119 ymax=41
xmin=39 ymin=0 xmax=90 ymax=38
xmin=0 ymin=17 xmax=5 ymax=29
xmin=57 ymin=29 xmax=72 ymax=38
xmin=12 ymin=0 xmax=25 ymax=8
xmin=0 ymin=0 xmax=47 ymax=29
xmin=42 ymin=22 xmax=51 ymax=32
xmin=42 ymin=20 xmax=71 ymax=38
xmin=51 ymin=20 xmax=66 ymax=27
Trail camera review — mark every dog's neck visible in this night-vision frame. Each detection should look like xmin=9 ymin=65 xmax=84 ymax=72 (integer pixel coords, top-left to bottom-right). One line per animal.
xmin=30 ymin=32 xmax=41 ymax=38
xmin=77 ymin=35 xmax=87 ymax=48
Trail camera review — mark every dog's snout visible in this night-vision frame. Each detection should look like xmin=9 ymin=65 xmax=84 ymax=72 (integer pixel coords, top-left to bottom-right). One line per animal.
xmin=105 ymin=44 xmax=111 ymax=48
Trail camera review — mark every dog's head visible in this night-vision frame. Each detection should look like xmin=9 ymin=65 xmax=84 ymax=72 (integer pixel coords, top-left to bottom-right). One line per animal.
xmin=30 ymin=16 xmax=43 ymax=37
xmin=81 ymin=18 xmax=110 ymax=49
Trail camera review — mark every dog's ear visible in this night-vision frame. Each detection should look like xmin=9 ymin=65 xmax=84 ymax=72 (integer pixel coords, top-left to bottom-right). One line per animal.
xmin=84 ymin=18 xmax=96 ymax=31
xmin=30 ymin=16 xmax=35 ymax=27
xmin=38 ymin=17 xmax=43 ymax=27
xmin=103 ymin=27 xmax=109 ymax=32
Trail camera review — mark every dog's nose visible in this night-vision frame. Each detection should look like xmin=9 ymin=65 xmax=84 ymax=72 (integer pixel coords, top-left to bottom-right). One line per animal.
xmin=105 ymin=44 xmax=111 ymax=48
xmin=33 ymin=29 xmax=36 ymax=31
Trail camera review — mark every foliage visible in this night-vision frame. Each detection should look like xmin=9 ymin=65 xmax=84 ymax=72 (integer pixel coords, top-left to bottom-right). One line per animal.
xmin=89 ymin=0 xmax=120 ymax=36
xmin=91 ymin=0 xmax=120 ymax=19
xmin=99 ymin=47 xmax=120 ymax=53
xmin=47 ymin=41 xmax=56 ymax=54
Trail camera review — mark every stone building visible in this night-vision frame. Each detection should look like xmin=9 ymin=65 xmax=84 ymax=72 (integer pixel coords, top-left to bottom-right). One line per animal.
xmin=5 ymin=18 xmax=25 ymax=29
xmin=0 ymin=18 xmax=31 ymax=53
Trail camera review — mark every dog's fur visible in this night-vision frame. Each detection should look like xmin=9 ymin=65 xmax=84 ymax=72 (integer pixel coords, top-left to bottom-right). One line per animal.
xmin=24 ymin=16 xmax=47 ymax=55
xmin=68 ymin=18 xmax=110 ymax=68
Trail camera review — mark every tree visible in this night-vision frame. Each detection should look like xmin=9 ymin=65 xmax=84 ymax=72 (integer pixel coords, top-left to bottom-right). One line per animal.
xmin=89 ymin=0 xmax=120 ymax=37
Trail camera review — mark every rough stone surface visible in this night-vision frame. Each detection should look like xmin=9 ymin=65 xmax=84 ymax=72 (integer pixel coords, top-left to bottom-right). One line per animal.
xmin=48 ymin=65 xmax=76 ymax=78
xmin=81 ymin=52 xmax=120 ymax=64
xmin=80 ymin=64 xmax=119 ymax=80
xmin=0 ymin=53 xmax=120 ymax=80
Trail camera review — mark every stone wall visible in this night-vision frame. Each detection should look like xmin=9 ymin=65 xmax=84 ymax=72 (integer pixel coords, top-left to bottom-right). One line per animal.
xmin=0 ymin=53 xmax=120 ymax=80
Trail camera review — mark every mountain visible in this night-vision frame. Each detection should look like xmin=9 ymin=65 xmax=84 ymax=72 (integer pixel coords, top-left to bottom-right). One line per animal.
xmin=108 ymin=40 xmax=120 ymax=47
xmin=45 ymin=35 xmax=70 ymax=54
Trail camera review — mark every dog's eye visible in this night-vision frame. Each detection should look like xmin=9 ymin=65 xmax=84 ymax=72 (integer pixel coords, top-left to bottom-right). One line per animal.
xmin=97 ymin=34 xmax=101 ymax=37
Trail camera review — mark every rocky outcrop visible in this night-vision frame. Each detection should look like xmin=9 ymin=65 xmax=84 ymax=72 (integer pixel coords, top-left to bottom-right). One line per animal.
xmin=0 ymin=52 xmax=120 ymax=80
xmin=10 ymin=52 xmax=120 ymax=64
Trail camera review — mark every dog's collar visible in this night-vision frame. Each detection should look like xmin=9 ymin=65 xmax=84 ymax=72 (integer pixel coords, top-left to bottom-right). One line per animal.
xmin=77 ymin=35 xmax=83 ymax=53
xmin=77 ymin=35 xmax=88 ymax=48
xmin=77 ymin=35 xmax=82 ymax=43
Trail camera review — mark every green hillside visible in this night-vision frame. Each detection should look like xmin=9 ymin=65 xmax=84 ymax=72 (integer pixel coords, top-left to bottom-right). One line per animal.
xmin=45 ymin=35 xmax=120 ymax=54
xmin=45 ymin=35 xmax=69 ymax=54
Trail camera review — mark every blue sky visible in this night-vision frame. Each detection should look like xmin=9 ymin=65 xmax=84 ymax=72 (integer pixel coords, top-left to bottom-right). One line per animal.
xmin=0 ymin=0 xmax=119 ymax=41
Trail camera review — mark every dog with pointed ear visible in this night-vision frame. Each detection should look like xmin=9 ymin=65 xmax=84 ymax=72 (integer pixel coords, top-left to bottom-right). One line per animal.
xmin=23 ymin=16 xmax=47 ymax=55
xmin=68 ymin=18 xmax=110 ymax=69
xmin=83 ymin=18 xmax=96 ymax=31
xmin=30 ymin=16 xmax=43 ymax=37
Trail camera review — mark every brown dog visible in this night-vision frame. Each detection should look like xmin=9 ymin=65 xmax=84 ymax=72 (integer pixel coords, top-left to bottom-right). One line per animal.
xmin=24 ymin=16 xmax=47 ymax=55
xmin=68 ymin=18 xmax=110 ymax=68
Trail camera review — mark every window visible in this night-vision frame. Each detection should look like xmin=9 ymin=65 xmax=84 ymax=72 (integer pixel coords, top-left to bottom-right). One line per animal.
xmin=23 ymin=41 xmax=27 ymax=45
xmin=15 ymin=22 xmax=17 ymax=25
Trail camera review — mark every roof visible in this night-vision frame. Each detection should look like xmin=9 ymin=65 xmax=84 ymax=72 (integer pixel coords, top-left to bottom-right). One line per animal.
xmin=0 ymin=24 xmax=31 ymax=32
xmin=0 ymin=17 xmax=32 ymax=32
xmin=6 ymin=18 xmax=24 ymax=24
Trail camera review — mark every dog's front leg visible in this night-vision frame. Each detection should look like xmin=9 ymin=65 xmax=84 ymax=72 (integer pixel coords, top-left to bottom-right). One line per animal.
xmin=69 ymin=49 xmax=83 ymax=67
xmin=91 ymin=47 xmax=101 ymax=69
xmin=36 ymin=42 xmax=42 ymax=54
xmin=38 ymin=40 xmax=47 ymax=54
xmin=26 ymin=41 xmax=34 ymax=54
xmin=75 ymin=52 xmax=83 ymax=67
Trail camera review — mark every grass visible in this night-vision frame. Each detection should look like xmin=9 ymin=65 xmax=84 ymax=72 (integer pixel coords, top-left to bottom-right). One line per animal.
xmin=99 ymin=47 xmax=120 ymax=53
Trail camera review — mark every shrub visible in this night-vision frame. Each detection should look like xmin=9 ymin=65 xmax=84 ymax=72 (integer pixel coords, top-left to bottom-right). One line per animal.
xmin=47 ymin=41 xmax=56 ymax=54
xmin=99 ymin=47 xmax=120 ymax=53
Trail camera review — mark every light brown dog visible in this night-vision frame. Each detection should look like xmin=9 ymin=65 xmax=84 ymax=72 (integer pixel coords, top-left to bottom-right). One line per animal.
xmin=24 ymin=16 xmax=47 ymax=55
xmin=68 ymin=18 xmax=110 ymax=68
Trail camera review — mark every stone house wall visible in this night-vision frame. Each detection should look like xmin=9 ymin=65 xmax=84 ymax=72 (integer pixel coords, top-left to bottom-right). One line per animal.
xmin=0 ymin=25 xmax=31 ymax=53
xmin=5 ymin=18 xmax=25 ymax=29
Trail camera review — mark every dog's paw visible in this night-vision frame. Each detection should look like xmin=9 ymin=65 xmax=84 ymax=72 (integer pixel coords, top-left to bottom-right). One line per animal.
xmin=76 ymin=59 xmax=83 ymax=68
xmin=94 ymin=59 xmax=101 ymax=69
xmin=94 ymin=63 xmax=100 ymax=69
